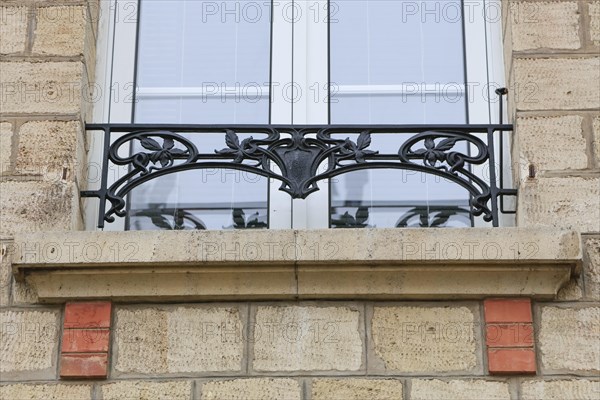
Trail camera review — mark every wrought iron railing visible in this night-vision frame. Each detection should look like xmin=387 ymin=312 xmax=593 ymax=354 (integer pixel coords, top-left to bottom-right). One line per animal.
xmin=83 ymin=90 xmax=516 ymax=229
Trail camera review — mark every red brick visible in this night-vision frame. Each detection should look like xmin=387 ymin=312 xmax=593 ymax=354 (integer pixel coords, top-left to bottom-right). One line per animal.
xmin=488 ymin=348 xmax=536 ymax=375
xmin=64 ymin=302 xmax=112 ymax=328
xmin=62 ymin=329 xmax=110 ymax=353
xmin=60 ymin=353 xmax=108 ymax=379
xmin=484 ymin=298 xmax=532 ymax=323
xmin=486 ymin=324 xmax=534 ymax=347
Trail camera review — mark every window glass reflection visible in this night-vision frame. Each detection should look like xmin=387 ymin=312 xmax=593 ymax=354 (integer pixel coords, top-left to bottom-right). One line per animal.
xmin=330 ymin=0 xmax=469 ymax=228
xmin=131 ymin=0 xmax=271 ymax=230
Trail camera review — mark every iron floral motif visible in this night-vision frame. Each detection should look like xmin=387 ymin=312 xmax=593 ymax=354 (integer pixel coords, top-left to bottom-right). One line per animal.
xmin=109 ymin=131 xmax=197 ymax=175
xmin=399 ymin=131 xmax=488 ymax=174
xmin=138 ymin=136 xmax=189 ymax=172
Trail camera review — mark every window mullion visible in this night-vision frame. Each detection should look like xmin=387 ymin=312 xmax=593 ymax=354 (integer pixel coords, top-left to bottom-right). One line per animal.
xmin=268 ymin=0 xmax=295 ymax=229
xmin=291 ymin=0 xmax=329 ymax=229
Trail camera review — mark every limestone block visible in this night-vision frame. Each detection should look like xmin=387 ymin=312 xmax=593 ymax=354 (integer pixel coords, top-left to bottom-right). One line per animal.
xmin=114 ymin=306 xmax=244 ymax=375
xmin=411 ymin=379 xmax=510 ymax=400
xmin=0 ymin=181 xmax=79 ymax=236
xmin=583 ymin=236 xmax=600 ymax=300
xmin=371 ymin=306 xmax=479 ymax=373
xmin=12 ymin=277 xmax=39 ymax=305
xmin=12 ymin=228 xmax=581 ymax=266
xmin=521 ymin=379 xmax=600 ymax=400
xmin=201 ymin=378 xmax=301 ymax=400
xmin=6 ymin=233 xmax=38 ymax=304
xmin=252 ymin=305 xmax=363 ymax=372
xmin=510 ymin=1 xmax=581 ymax=50
xmin=539 ymin=306 xmax=600 ymax=372
xmin=0 ymin=61 xmax=84 ymax=114
xmin=0 ymin=122 xmax=13 ymax=175
xmin=0 ymin=309 xmax=60 ymax=380
xmin=593 ymin=116 xmax=600 ymax=165
xmin=9 ymin=229 xmax=581 ymax=301
xmin=556 ymin=276 xmax=583 ymax=301
xmin=33 ymin=6 xmax=86 ymax=56
xmin=0 ymin=6 xmax=28 ymax=54
xmin=311 ymin=378 xmax=403 ymax=400
xmin=0 ymin=240 xmax=12 ymax=307
xmin=590 ymin=1 xmax=600 ymax=46
xmin=516 ymin=115 xmax=587 ymax=175
xmin=518 ymin=177 xmax=600 ymax=232
xmin=513 ymin=57 xmax=600 ymax=110
xmin=0 ymin=384 xmax=91 ymax=399
xmin=101 ymin=380 xmax=192 ymax=400
xmin=32 ymin=4 xmax=96 ymax=83
xmin=15 ymin=120 xmax=83 ymax=182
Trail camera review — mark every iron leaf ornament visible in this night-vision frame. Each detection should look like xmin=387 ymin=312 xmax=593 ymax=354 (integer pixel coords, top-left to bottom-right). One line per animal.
xmin=216 ymin=129 xmax=256 ymax=163
xmin=341 ymin=131 xmax=379 ymax=163
xmin=413 ymin=137 xmax=459 ymax=168
xmin=140 ymin=136 xmax=188 ymax=170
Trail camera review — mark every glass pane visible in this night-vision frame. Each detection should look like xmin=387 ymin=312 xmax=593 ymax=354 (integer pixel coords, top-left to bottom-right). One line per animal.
xmin=331 ymin=0 xmax=465 ymax=86
xmin=131 ymin=0 xmax=271 ymax=230
xmin=127 ymin=132 xmax=268 ymax=231
xmin=330 ymin=0 xmax=469 ymax=228
xmin=331 ymin=93 xmax=466 ymax=124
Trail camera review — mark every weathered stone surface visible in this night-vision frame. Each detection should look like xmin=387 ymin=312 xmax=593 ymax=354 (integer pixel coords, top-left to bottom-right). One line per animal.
xmin=411 ymin=379 xmax=510 ymax=400
xmin=33 ymin=6 xmax=86 ymax=56
xmin=0 ymin=122 xmax=13 ymax=175
xmin=312 ymin=378 xmax=403 ymax=400
xmin=513 ymin=57 xmax=600 ymax=110
xmin=556 ymin=276 xmax=583 ymax=301
xmin=516 ymin=115 xmax=587 ymax=175
xmin=294 ymin=228 xmax=580 ymax=263
xmin=0 ymin=309 xmax=59 ymax=379
xmin=12 ymin=228 xmax=581 ymax=265
xmin=0 ymin=181 xmax=78 ymax=236
xmin=0 ymin=383 xmax=92 ymax=399
xmin=114 ymin=306 xmax=244 ymax=375
xmin=11 ymin=280 xmax=39 ymax=305
xmin=252 ymin=305 xmax=363 ymax=372
xmin=593 ymin=116 xmax=600 ymax=165
xmin=510 ymin=1 xmax=580 ymax=50
xmin=591 ymin=1 xmax=600 ymax=46
xmin=518 ymin=177 xmax=600 ymax=232
xmin=583 ymin=236 xmax=600 ymax=300
xmin=0 ymin=61 xmax=84 ymax=114
xmin=539 ymin=306 xmax=600 ymax=372
xmin=371 ymin=306 xmax=478 ymax=373
xmin=0 ymin=240 xmax=12 ymax=306
xmin=201 ymin=378 xmax=301 ymax=400
xmin=101 ymin=380 xmax=192 ymax=400
xmin=15 ymin=120 xmax=82 ymax=181
xmin=11 ymin=229 xmax=580 ymax=301
xmin=3 ymin=239 xmax=37 ymax=306
xmin=521 ymin=379 xmax=600 ymax=400
xmin=0 ymin=6 xmax=27 ymax=54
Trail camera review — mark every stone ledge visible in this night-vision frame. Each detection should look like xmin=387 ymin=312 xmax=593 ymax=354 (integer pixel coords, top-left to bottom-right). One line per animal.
xmin=9 ymin=228 xmax=581 ymax=302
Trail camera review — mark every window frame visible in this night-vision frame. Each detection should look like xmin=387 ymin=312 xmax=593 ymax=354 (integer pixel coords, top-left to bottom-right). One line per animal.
xmin=86 ymin=0 xmax=512 ymax=231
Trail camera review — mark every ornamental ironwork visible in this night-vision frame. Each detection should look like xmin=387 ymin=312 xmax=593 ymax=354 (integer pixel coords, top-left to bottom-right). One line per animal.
xmin=83 ymin=90 xmax=516 ymax=228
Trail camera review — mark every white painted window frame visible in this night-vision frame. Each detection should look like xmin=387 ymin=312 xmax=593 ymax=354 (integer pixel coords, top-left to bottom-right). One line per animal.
xmin=87 ymin=0 xmax=512 ymax=231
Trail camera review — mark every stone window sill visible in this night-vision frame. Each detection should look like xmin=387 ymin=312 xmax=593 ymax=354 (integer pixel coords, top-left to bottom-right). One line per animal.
xmin=11 ymin=228 xmax=581 ymax=302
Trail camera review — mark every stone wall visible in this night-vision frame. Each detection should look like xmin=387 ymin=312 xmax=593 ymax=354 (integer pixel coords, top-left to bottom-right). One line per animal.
xmin=2 ymin=301 xmax=599 ymax=399
xmin=503 ymin=1 xmax=600 ymax=397
xmin=1 ymin=0 xmax=96 ymax=236
xmin=504 ymin=0 xmax=600 ymax=231
xmin=1 ymin=0 xmax=599 ymax=399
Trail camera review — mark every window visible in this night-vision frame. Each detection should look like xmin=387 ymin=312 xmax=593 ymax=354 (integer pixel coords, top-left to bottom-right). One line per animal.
xmin=86 ymin=0 xmax=512 ymax=231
